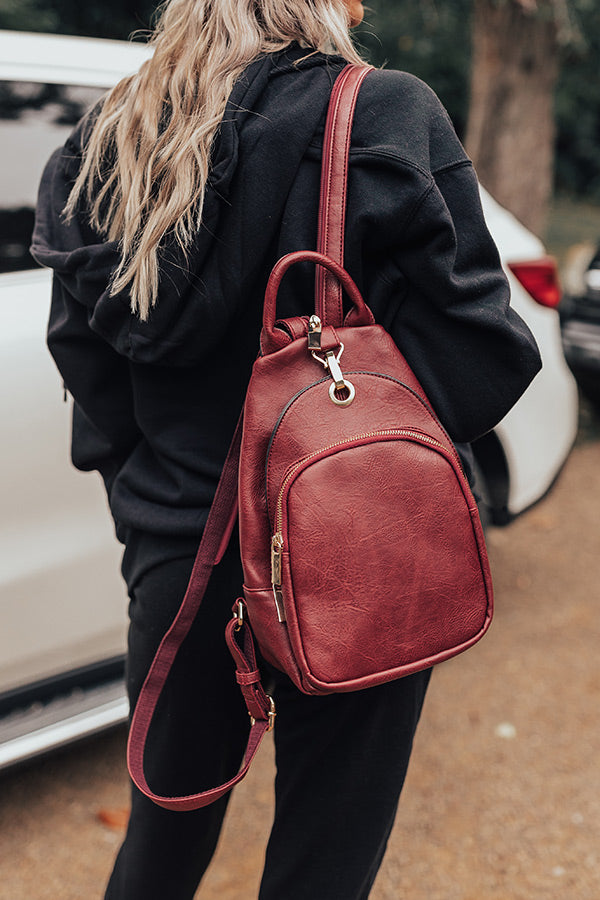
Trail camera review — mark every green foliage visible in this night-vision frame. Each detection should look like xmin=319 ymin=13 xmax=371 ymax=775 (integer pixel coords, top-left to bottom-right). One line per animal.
xmin=357 ymin=0 xmax=472 ymax=136
xmin=357 ymin=0 xmax=600 ymax=201
xmin=554 ymin=1 xmax=600 ymax=199
xmin=0 ymin=0 xmax=598 ymax=200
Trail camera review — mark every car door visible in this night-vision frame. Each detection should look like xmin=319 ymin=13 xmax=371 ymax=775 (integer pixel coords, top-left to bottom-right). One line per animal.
xmin=0 ymin=75 xmax=128 ymax=699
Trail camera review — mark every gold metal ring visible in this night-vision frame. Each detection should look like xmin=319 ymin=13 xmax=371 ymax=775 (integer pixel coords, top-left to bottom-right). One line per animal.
xmin=329 ymin=379 xmax=355 ymax=407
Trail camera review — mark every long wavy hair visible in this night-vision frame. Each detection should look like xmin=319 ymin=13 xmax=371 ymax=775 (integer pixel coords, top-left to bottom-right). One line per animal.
xmin=64 ymin=0 xmax=365 ymax=319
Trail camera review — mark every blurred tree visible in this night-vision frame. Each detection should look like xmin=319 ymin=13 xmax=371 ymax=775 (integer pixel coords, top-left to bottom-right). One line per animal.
xmin=464 ymin=0 xmax=564 ymax=234
xmin=554 ymin=1 xmax=600 ymax=201
xmin=358 ymin=0 xmax=472 ymax=135
xmin=362 ymin=0 xmax=600 ymax=231
xmin=1 ymin=0 xmax=599 ymax=210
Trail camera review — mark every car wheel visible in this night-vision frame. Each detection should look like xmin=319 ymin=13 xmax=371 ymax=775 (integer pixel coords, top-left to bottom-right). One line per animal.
xmin=571 ymin=370 xmax=600 ymax=412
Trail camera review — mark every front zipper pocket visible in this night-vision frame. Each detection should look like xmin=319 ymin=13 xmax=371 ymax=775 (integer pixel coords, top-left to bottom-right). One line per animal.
xmin=271 ymin=429 xmax=450 ymax=607
xmin=273 ymin=428 xmax=455 ymax=539
xmin=269 ymin=429 xmax=490 ymax=686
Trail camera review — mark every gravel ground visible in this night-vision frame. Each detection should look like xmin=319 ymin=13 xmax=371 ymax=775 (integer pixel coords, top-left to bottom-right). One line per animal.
xmin=0 ymin=408 xmax=598 ymax=900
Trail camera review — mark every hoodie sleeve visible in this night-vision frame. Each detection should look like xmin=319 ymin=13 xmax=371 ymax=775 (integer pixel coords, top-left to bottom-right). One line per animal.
xmin=47 ymin=271 xmax=142 ymax=497
xmin=384 ymin=159 xmax=542 ymax=443
xmin=31 ymin=138 xmax=132 ymax=336
xmin=347 ymin=71 xmax=542 ymax=444
xmin=31 ymin=128 xmax=142 ymax=494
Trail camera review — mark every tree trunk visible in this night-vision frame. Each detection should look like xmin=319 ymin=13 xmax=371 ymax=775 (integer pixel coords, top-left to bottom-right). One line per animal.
xmin=465 ymin=0 xmax=560 ymax=235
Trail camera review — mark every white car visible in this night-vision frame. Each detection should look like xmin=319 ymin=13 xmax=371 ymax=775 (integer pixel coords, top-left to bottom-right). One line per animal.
xmin=475 ymin=190 xmax=578 ymax=520
xmin=0 ymin=30 xmax=578 ymax=770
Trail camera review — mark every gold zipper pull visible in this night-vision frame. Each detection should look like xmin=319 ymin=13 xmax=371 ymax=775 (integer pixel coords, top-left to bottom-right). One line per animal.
xmin=271 ymin=533 xmax=286 ymax=622
xmin=308 ymin=315 xmax=322 ymax=352
xmin=271 ymin=532 xmax=283 ymax=585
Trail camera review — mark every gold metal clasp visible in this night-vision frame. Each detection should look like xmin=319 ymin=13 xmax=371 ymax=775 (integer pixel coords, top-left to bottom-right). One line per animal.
xmin=309 ymin=329 xmax=355 ymax=405
xmin=249 ymin=695 xmax=276 ymax=732
xmin=308 ymin=315 xmax=322 ymax=351
xmin=325 ymin=349 xmax=346 ymax=392
xmin=310 ymin=338 xmax=342 ymax=369
xmin=267 ymin=695 xmax=276 ymax=731
xmin=324 ymin=346 xmax=355 ymax=407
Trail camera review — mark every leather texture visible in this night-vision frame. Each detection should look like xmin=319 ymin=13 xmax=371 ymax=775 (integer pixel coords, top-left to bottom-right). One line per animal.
xmin=240 ymin=313 xmax=493 ymax=694
xmin=127 ymin=418 xmax=275 ymax=810
xmin=240 ymin=63 xmax=493 ymax=694
xmin=261 ymin=250 xmax=374 ymax=354
xmin=315 ymin=64 xmax=373 ymax=326
xmin=127 ymin=63 xmax=493 ymax=811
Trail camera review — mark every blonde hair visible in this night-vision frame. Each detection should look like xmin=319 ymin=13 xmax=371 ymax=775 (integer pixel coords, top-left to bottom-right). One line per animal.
xmin=64 ymin=0 xmax=365 ymax=319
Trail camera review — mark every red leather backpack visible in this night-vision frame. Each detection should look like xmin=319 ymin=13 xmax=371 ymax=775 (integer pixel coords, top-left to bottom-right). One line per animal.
xmin=128 ymin=65 xmax=493 ymax=811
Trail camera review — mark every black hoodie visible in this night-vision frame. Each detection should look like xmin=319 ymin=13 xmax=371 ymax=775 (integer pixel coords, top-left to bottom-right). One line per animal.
xmin=31 ymin=44 xmax=541 ymax=589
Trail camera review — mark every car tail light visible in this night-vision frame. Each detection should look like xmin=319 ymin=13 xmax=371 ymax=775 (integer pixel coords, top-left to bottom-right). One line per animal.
xmin=507 ymin=257 xmax=561 ymax=308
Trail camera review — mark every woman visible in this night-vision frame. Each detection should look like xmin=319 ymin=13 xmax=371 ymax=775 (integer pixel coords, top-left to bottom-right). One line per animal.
xmin=32 ymin=1 xmax=541 ymax=897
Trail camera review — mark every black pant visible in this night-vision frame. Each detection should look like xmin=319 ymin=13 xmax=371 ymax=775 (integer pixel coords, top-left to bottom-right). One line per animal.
xmin=105 ymin=539 xmax=431 ymax=900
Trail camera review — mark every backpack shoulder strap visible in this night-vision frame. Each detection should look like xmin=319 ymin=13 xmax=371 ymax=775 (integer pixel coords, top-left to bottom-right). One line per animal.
xmin=126 ymin=416 xmax=276 ymax=810
xmin=127 ymin=63 xmax=372 ymax=811
xmin=315 ymin=64 xmax=374 ymax=327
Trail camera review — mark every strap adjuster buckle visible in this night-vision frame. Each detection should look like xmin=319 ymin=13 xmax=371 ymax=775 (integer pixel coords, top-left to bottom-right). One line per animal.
xmin=249 ymin=695 xmax=276 ymax=732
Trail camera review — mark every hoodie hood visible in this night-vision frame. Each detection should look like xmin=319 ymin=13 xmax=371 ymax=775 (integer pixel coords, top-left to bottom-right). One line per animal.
xmin=32 ymin=44 xmax=344 ymax=365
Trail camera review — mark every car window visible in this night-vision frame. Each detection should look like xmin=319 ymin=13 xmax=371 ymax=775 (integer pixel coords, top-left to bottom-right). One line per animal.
xmin=0 ymin=81 xmax=105 ymax=274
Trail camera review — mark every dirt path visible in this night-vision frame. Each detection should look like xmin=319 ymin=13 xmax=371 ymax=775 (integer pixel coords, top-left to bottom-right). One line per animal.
xmin=1 ymin=429 xmax=598 ymax=899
